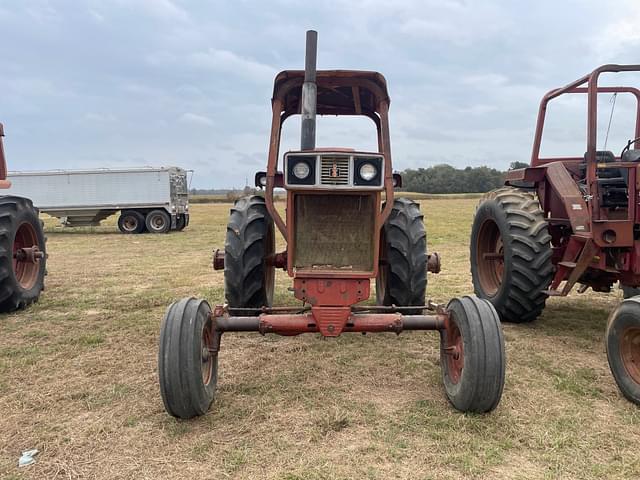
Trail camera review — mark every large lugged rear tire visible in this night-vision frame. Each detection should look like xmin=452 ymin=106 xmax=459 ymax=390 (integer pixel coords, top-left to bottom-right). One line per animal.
xmin=471 ymin=187 xmax=553 ymax=323
xmin=441 ymin=295 xmax=505 ymax=413
xmin=158 ymin=297 xmax=218 ymax=419
xmin=606 ymin=297 xmax=640 ymax=405
xmin=376 ymin=198 xmax=427 ymax=314
xmin=224 ymin=196 xmax=275 ymax=316
xmin=0 ymin=196 xmax=46 ymax=312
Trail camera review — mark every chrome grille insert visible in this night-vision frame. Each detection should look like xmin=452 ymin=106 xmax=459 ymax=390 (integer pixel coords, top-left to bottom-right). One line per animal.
xmin=320 ymin=156 xmax=350 ymax=185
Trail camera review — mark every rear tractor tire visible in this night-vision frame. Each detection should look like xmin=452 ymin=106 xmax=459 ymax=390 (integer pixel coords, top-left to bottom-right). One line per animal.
xmin=441 ymin=295 xmax=505 ymax=413
xmin=146 ymin=209 xmax=171 ymax=234
xmin=606 ymin=297 xmax=640 ymax=405
xmin=0 ymin=196 xmax=47 ymax=312
xmin=470 ymin=187 xmax=553 ymax=323
xmin=158 ymin=297 xmax=218 ymax=419
xmin=376 ymin=198 xmax=427 ymax=314
xmin=118 ymin=210 xmax=145 ymax=234
xmin=224 ymin=196 xmax=275 ymax=316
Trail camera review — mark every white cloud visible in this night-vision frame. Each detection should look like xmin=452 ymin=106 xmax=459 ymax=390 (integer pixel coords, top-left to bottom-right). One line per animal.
xmin=178 ymin=112 xmax=215 ymax=127
xmin=590 ymin=0 xmax=640 ymax=59
xmin=187 ymin=48 xmax=277 ymax=81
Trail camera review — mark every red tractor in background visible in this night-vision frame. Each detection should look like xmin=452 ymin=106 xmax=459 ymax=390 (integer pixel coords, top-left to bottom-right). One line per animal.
xmin=0 ymin=124 xmax=46 ymax=312
xmin=471 ymin=64 xmax=640 ymax=405
xmin=158 ymin=31 xmax=506 ymax=419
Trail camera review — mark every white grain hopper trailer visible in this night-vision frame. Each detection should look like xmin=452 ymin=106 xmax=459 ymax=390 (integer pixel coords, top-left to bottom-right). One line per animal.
xmin=7 ymin=167 xmax=190 ymax=234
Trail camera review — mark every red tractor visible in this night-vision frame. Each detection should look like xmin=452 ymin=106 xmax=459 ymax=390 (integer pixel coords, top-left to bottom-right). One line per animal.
xmin=158 ymin=31 xmax=506 ymax=419
xmin=0 ymin=123 xmax=46 ymax=311
xmin=471 ymin=64 xmax=640 ymax=404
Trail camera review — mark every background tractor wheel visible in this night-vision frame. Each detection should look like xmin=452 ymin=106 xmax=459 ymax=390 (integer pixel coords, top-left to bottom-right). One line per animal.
xmin=471 ymin=187 xmax=553 ymax=323
xmin=158 ymin=297 xmax=218 ymax=419
xmin=621 ymin=284 xmax=640 ymax=299
xmin=224 ymin=196 xmax=275 ymax=316
xmin=118 ymin=210 xmax=145 ymax=234
xmin=0 ymin=196 xmax=47 ymax=312
xmin=441 ymin=295 xmax=505 ymax=413
xmin=376 ymin=197 xmax=427 ymax=314
xmin=606 ymin=297 xmax=640 ymax=405
xmin=146 ymin=209 xmax=171 ymax=234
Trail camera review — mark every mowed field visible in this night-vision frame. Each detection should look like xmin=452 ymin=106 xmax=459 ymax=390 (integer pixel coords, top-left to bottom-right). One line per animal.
xmin=1 ymin=198 xmax=640 ymax=480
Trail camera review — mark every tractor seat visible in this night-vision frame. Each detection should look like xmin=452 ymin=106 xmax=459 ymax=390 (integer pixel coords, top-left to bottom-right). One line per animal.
xmin=622 ymin=149 xmax=640 ymax=163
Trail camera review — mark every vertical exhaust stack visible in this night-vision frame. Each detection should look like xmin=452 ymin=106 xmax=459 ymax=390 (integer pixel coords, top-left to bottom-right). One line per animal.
xmin=301 ymin=30 xmax=318 ymax=151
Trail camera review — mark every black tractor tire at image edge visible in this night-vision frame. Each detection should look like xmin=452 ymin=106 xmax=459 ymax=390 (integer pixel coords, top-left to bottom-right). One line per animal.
xmin=158 ymin=297 xmax=218 ymax=419
xmin=376 ymin=197 xmax=427 ymax=314
xmin=441 ymin=295 xmax=505 ymax=413
xmin=224 ymin=195 xmax=275 ymax=316
xmin=0 ymin=196 xmax=47 ymax=312
xmin=606 ymin=297 xmax=640 ymax=405
xmin=471 ymin=187 xmax=553 ymax=323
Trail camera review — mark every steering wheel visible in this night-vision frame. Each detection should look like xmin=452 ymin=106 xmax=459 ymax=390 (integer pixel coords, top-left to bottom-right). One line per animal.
xmin=621 ymin=137 xmax=640 ymax=157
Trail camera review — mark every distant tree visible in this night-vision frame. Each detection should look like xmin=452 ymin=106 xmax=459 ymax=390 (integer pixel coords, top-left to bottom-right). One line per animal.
xmin=400 ymin=164 xmax=506 ymax=194
xmin=509 ymin=161 xmax=529 ymax=170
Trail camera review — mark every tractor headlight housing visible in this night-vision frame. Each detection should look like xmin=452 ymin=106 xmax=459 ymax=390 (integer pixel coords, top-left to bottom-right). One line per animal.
xmin=286 ymin=155 xmax=316 ymax=185
xmin=354 ymin=156 xmax=382 ymax=186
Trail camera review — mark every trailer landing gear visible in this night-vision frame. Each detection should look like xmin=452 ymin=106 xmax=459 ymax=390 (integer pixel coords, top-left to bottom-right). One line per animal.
xmin=158 ymin=295 xmax=506 ymax=419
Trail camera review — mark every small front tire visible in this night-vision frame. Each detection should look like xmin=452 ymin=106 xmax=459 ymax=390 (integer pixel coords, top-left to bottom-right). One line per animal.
xmin=158 ymin=297 xmax=218 ymax=419
xmin=440 ymin=295 xmax=505 ymax=413
xmin=606 ymin=297 xmax=640 ymax=405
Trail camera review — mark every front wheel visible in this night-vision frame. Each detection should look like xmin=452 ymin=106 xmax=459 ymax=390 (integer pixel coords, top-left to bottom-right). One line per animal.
xmin=440 ymin=295 xmax=505 ymax=413
xmin=606 ymin=297 xmax=640 ymax=405
xmin=158 ymin=297 xmax=218 ymax=418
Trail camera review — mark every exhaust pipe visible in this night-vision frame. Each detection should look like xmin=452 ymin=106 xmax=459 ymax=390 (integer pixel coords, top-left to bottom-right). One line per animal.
xmin=300 ymin=30 xmax=317 ymax=151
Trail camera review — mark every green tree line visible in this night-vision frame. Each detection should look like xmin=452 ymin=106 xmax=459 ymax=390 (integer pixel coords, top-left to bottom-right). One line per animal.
xmin=400 ymin=162 xmax=528 ymax=194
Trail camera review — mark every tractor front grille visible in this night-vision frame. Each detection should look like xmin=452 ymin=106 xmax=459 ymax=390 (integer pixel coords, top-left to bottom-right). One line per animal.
xmin=293 ymin=193 xmax=375 ymax=271
xmin=320 ymin=156 xmax=350 ymax=185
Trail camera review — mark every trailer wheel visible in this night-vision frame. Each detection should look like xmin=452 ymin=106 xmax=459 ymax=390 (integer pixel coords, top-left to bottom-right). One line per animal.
xmin=471 ymin=187 xmax=553 ymax=323
xmin=0 ymin=196 xmax=47 ymax=312
xmin=158 ymin=297 xmax=218 ymax=419
xmin=440 ymin=295 xmax=505 ymax=413
xmin=175 ymin=215 xmax=187 ymax=231
xmin=146 ymin=209 xmax=171 ymax=234
xmin=606 ymin=297 xmax=640 ymax=405
xmin=376 ymin=198 xmax=427 ymax=314
xmin=224 ymin=196 xmax=275 ymax=316
xmin=118 ymin=210 xmax=145 ymax=234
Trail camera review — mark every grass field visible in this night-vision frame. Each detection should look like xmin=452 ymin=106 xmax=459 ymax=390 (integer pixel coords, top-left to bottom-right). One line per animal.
xmin=1 ymin=198 xmax=639 ymax=479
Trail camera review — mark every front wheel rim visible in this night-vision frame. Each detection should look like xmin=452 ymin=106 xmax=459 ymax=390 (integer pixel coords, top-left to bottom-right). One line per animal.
xmin=201 ymin=318 xmax=215 ymax=385
xmin=621 ymin=326 xmax=640 ymax=385
xmin=445 ymin=319 xmax=464 ymax=384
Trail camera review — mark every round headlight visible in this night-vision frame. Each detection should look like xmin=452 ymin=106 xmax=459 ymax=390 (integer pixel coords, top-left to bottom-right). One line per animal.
xmin=359 ymin=163 xmax=377 ymax=181
xmin=293 ymin=161 xmax=311 ymax=180
xmin=259 ymin=175 xmax=267 ymax=187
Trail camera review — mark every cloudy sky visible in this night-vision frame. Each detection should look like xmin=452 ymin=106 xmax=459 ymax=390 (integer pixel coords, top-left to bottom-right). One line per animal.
xmin=2 ymin=0 xmax=640 ymax=188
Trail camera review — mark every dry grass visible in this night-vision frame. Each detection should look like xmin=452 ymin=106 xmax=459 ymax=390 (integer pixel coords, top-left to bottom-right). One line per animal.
xmin=1 ymin=198 xmax=639 ymax=480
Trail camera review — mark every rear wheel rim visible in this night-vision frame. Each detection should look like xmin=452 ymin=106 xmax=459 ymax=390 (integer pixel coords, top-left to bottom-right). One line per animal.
xmin=621 ymin=326 xmax=640 ymax=384
xmin=13 ymin=222 xmax=41 ymax=290
xmin=201 ymin=317 xmax=215 ymax=385
xmin=476 ymin=218 xmax=504 ymax=296
xmin=123 ymin=217 xmax=138 ymax=232
xmin=445 ymin=319 xmax=464 ymax=384
xmin=151 ymin=214 xmax=166 ymax=230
